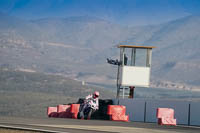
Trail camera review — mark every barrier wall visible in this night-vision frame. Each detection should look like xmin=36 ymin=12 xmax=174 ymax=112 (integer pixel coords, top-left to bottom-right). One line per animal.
xmin=115 ymin=99 xmax=200 ymax=126
xmin=190 ymin=102 xmax=200 ymax=126
xmin=119 ymin=99 xmax=145 ymax=122
xmin=145 ymin=100 xmax=189 ymax=125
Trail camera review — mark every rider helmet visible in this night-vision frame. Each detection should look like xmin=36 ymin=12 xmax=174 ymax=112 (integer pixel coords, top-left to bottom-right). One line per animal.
xmin=93 ymin=91 xmax=99 ymax=98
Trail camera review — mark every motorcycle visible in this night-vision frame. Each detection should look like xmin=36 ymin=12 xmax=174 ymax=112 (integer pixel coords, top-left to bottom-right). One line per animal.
xmin=78 ymin=98 xmax=97 ymax=119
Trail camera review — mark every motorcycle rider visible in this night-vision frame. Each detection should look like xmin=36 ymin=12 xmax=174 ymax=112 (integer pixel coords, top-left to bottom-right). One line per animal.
xmin=78 ymin=91 xmax=99 ymax=119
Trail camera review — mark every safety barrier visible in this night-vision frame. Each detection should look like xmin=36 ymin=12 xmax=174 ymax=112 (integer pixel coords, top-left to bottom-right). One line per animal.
xmin=57 ymin=105 xmax=71 ymax=118
xmin=70 ymin=104 xmax=80 ymax=119
xmin=47 ymin=104 xmax=80 ymax=119
xmin=47 ymin=107 xmax=58 ymax=117
xmin=156 ymin=108 xmax=176 ymax=125
xmin=47 ymin=103 xmax=129 ymax=122
xmin=107 ymin=105 xmax=129 ymax=122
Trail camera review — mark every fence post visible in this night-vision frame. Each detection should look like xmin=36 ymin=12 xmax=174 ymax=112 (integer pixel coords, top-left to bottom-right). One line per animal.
xmin=144 ymin=101 xmax=147 ymax=123
xmin=188 ymin=103 xmax=191 ymax=126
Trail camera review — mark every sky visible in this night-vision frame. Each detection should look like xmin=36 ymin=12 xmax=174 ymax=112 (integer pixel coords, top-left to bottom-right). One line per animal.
xmin=0 ymin=0 xmax=200 ymax=26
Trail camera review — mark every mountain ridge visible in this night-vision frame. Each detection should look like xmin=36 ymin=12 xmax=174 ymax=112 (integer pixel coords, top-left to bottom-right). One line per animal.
xmin=0 ymin=13 xmax=200 ymax=90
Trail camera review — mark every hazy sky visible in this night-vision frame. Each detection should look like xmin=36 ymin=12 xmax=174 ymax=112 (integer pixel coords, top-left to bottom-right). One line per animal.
xmin=0 ymin=0 xmax=200 ymax=26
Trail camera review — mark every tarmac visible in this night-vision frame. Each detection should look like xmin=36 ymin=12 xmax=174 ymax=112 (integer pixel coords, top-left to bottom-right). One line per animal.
xmin=0 ymin=117 xmax=200 ymax=133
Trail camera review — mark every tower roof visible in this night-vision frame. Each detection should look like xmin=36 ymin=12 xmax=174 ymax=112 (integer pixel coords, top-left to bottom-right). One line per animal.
xmin=118 ymin=45 xmax=156 ymax=49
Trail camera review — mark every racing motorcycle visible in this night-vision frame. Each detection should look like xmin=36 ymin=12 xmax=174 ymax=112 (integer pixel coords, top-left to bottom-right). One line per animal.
xmin=77 ymin=98 xmax=97 ymax=119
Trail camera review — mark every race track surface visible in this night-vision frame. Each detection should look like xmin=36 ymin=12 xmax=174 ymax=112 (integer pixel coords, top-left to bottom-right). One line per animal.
xmin=0 ymin=117 xmax=200 ymax=133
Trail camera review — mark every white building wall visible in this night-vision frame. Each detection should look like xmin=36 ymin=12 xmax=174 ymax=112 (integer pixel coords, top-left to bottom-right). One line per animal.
xmin=120 ymin=66 xmax=150 ymax=87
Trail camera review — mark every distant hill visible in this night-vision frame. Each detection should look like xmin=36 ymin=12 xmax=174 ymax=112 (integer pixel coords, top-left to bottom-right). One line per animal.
xmin=31 ymin=16 xmax=131 ymax=50
xmin=0 ymin=12 xmax=131 ymax=88
xmin=146 ymin=16 xmax=200 ymax=86
xmin=0 ymin=12 xmax=200 ymax=90
xmin=0 ymin=68 xmax=115 ymax=117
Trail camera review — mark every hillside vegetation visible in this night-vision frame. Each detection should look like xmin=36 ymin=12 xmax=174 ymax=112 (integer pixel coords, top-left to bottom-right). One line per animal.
xmin=0 ymin=68 xmax=115 ymax=118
